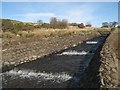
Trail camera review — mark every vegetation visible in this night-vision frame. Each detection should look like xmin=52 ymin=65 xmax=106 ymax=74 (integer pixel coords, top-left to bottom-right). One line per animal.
xmin=1 ymin=18 xmax=68 ymax=33
xmin=85 ymin=22 xmax=92 ymax=27
xmin=102 ymin=21 xmax=117 ymax=28
xmin=97 ymin=28 xmax=111 ymax=35
xmin=78 ymin=23 xmax=85 ymax=28
xmin=1 ymin=18 xmax=118 ymax=39
xmin=50 ymin=17 xmax=68 ymax=29
xmin=2 ymin=19 xmax=34 ymax=33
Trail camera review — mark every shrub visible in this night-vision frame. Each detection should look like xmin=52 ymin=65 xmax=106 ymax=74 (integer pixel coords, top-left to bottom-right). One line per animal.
xmin=111 ymin=28 xmax=116 ymax=32
xmin=78 ymin=23 xmax=85 ymax=28
xmin=17 ymin=31 xmax=28 ymax=37
xmin=97 ymin=29 xmax=111 ymax=35
xmin=26 ymin=32 xmax=35 ymax=38
xmin=3 ymin=32 xmax=15 ymax=38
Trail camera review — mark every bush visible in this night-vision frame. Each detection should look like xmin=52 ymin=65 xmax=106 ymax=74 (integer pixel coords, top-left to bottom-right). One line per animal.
xmin=97 ymin=29 xmax=110 ymax=35
xmin=17 ymin=31 xmax=28 ymax=37
xmin=111 ymin=28 xmax=116 ymax=32
xmin=26 ymin=32 xmax=35 ymax=38
xmin=78 ymin=23 xmax=85 ymax=28
xmin=3 ymin=32 xmax=15 ymax=38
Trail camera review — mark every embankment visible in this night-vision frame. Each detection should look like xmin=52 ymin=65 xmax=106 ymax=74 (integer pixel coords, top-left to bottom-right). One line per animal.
xmin=79 ymin=29 xmax=119 ymax=88
xmin=2 ymin=32 xmax=100 ymax=72
xmin=99 ymin=29 xmax=118 ymax=88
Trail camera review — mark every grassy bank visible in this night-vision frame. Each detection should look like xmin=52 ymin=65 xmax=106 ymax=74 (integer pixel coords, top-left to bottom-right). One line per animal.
xmin=2 ymin=27 xmax=111 ymax=39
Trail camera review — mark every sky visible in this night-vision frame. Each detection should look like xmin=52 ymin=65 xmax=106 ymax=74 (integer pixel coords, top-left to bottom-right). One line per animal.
xmin=2 ymin=2 xmax=118 ymax=27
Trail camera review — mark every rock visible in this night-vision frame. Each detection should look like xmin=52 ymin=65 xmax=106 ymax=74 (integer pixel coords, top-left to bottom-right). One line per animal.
xmin=99 ymin=67 xmax=104 ymax=72
xmin=112 ymin=68 xmax=117 ymax=73
xmin=20 ymin=61 xmax=24 ymax=64
xmin=111 ymin=73 xmax=117 ymax=79
xmin=112 ymin=79 xmax=118 ymax=85
xmin=105 ymin=66 xmax=111 ymax=71
xmin=106 ymin=76 xmax=112 ymax=81
xmin=10 ymin=62 xmax=15 ymax=65
xmin=101 ymin=78 xmax=105 ymax=86
xmin=109 ymin=60 xmax=115 ymax=68
xmin=4 ymin=61 xmax=10 ymax=66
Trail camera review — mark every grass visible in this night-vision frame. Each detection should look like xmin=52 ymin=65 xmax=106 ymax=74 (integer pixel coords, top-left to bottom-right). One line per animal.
xmin=2 ymin=27 xmax=112 ymax=39
xmin=97 ymin=28 xmax=111 ymax=35
xmin=2 ymin=32 xmax=15 ymax=38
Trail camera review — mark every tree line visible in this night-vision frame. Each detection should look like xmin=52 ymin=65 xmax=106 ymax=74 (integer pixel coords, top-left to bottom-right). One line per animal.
xmin=2 ymin=19 xmax=34 ymax=33
xmin=2 ymin=17 xmax=68 ymax=32
xmin=1 ymin=18 xmax=119 ymax=33
xmin=102 ymin=21 xmax=118 ymax=28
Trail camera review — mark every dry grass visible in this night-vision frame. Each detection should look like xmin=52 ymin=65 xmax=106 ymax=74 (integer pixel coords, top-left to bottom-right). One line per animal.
xmin=2 ymin=32 xmax=15 ymax=38
xmin=2 ymin=27 xmax=104 ymax=39
xmin=29 ymin=27 xmax=97 ymax=37
xmin=109 ymin=29 xmax=119 ymax=57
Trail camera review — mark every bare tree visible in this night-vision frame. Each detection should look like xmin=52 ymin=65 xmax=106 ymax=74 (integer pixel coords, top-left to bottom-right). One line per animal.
xmin=109 ymin=21 xmax=117 ymax=28
xmin=50 ymin=17 xmax=57 ymax=29
xmin=50 ymin=17 xmax=68 ymax=29
xmin=102 ymin=22 xmax=109 ymax=27
xmin=112 ymin=21 xmax=117 ymax=27
xmin=60 ymin=19 xmax=68 ymax=28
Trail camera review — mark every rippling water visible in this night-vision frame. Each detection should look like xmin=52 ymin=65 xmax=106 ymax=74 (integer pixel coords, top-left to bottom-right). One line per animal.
xmin=86 ymin=41 xmax=98 ymax=44
xmin=57 ymin=50 xmax=88 ymax=55
xmin=2 ymin=36 xmax=106 ymax=88
xmin=2 ymin=69 xmax=72 ymax=82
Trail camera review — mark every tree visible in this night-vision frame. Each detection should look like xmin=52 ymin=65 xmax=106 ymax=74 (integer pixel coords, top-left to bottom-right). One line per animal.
xmin=50 ymin=17 xmax=57 ymax=29
xmin=69 ymin=23 xmax=78 ymax=26
xmin=62 ymin=19 xmax=68 ymax=27
xmin=109 ymin=21 xmax=117 ymax=28
xmin=2 ymin=19 xmax=14 ymax=32
xmin=102 ymin=22 xmax=109 ymax=27
xmin=15 ymin=22 xmax=24 ymax=30
xmin=59 ymin=19 xmax=68 ymax=29
xmin=111 ymin=21 xmax=117 ymax=27
xmin=78 ymin=23 xmax=85 ymax=28
xmin=37 ymin=20 xmax=43 ymax=25
xmin=41 ymin=23 xmax=50 ymax=29
xmin=50 ymin=17 xmax=68 ymax=29
xmin=85 ymin=22 xmax=92 ymax=27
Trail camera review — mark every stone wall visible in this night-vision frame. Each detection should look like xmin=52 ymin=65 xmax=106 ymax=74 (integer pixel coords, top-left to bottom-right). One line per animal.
xmin=99 ymin=30 xmax=118 ymax=88
xmin=79 ymin=30 xmax=118 ymax=88
xmin=2 ymin=33 xmax=100 ymax=72
xmin=79 ymin=36 xmax=107 ymax=88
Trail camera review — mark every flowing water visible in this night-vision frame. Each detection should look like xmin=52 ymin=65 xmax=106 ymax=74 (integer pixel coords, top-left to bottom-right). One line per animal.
xmin=2 ymin=36 xmax=106 ymax=88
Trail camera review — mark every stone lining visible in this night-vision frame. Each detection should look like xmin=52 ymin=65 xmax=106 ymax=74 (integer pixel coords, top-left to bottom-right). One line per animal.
xmin=99 ymin=31 xmax=118 ymax=88
xmin=79 ymin=30 xmax=118 ymax=88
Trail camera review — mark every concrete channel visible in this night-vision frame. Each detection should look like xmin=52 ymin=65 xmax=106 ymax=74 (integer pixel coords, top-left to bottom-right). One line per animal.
xmin=2 ymin=35 xmax=107 ymax=88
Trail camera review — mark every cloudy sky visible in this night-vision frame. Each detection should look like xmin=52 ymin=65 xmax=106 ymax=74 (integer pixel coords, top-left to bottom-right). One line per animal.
xmin=2 ymin=2 xmax=118 ymax=26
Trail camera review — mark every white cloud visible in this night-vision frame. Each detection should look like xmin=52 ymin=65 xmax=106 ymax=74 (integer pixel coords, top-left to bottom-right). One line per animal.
xmin=15 ymin=3 xmax=97 ymax=24
xmin=19 ymin=13 xmax=55 ymax=17
xmin=16 ymin=13 xmax=55 ymax=22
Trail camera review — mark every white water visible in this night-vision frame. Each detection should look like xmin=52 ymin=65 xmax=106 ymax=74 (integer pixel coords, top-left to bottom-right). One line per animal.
xmin=86 ymin=41 xmax=98 ymax=44
xmin=2 ymin=69 xmax=72 ymax=82
xmin=57 ymin=50 xmax=88 ymax=55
